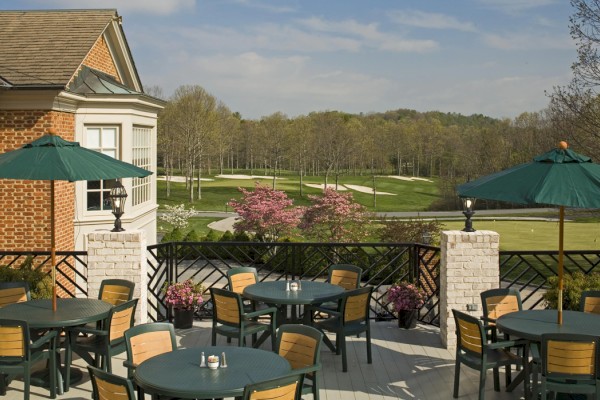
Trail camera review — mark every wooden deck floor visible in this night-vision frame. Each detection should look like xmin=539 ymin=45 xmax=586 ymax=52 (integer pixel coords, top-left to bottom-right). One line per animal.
xmin=4 ymin=320 xmax=526 ymax=400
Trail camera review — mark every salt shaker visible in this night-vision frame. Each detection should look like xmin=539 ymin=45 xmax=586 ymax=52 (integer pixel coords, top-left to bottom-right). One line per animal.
xmin=286 ymin=280 xmax=290 ymax=291
xmin=298 ymin=280 xmax=302 ymax=290
xmin=221 ymin=351 xmax=228 ymax=368
xmin=200 ymin=351 xmax=206 ymax=367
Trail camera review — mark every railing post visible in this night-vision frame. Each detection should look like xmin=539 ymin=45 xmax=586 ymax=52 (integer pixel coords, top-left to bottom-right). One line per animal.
xmin=166 ymin=242 xmax=174 ymax=322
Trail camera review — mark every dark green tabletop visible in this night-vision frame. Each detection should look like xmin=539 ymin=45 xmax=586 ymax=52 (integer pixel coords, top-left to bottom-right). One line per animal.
xmin=496 ymin=309 xmax=600 ymax=342
xmin=243 ymin=280 xmax=345 ymax=305
xmin=134 ymin=346 xmax=291 ymax=399
xmin=0 ymin=298 xmax=112 ymax=329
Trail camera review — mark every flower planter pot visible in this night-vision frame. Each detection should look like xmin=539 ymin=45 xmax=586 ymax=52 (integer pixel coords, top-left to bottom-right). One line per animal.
xmin=173 ymin=307 xmax=194 ymax=329
xmin=397 ymin=309 xmax=418 ymax=329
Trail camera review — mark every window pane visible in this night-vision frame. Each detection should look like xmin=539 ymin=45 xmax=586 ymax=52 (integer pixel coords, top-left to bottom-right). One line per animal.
xmin=102 ymin=190 xmax=111 ymax=210
xmin=87 ymin=128 xmax=100 ymax=148
xmin=87 ymin=180 xmax=101 ymax=190
xmin=103 ymin=150 xmax=116 ymax=158
xmin=102 ymin=128 xmax=116 ymax=148
xmin=87 ymin=192 xmax=101 ymax=211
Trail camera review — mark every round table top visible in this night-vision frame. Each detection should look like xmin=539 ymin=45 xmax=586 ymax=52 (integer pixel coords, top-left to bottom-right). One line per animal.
xmin=0 ymin=298 xmax=113 ymax=329
xmin=243 ymin=280 xmax=345 ymax=305
xmin=496 ymin=309 xmax=600 ymax=341
xmin=134 ymin=346 xmax=291 ymax=399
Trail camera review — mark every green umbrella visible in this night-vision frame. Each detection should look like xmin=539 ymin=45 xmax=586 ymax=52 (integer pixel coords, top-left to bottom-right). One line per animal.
xmin=0 ymin=132 xmax=152 ymax=311
xmin=457 ymin=142 xmax=600 ymax=324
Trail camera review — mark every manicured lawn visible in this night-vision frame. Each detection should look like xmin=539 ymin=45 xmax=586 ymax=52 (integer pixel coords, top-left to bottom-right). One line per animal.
xmin=157 ymin=174 xmax=440 ymax=212
xmin=157 ymin=217 xmax=221 ymax=237
xmin=443 ymin=220 xmax=600 ymax=250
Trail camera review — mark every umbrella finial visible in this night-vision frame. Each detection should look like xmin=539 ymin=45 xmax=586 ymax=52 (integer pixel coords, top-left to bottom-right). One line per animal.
xmin=559 ymin=141 xmax=568 ymax=150
xmin=47 ymin=128 xmax=58 ymax=136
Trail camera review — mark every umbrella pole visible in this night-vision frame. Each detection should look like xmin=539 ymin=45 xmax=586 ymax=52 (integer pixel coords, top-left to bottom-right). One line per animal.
xmin=51 ymin=180 xmax=57 ymax=312
xmin=558 ymin=206 xmax=565 ymax=325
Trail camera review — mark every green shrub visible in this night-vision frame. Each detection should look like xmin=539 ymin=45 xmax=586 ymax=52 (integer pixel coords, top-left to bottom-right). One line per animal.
xmin=183 ymin=229 xmax=200 ymax=242
xmin=544 ymin=271 xmax=600 ymax=310
xmin=0 ymin=257 xmax=52 ymax=299
xmin=203 ymin=230 xmax=218 ymax=242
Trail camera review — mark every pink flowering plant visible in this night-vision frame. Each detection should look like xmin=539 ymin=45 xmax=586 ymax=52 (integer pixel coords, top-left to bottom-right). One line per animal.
xmin=162 ymin=279 xmax=204 ymax=310
xmin=387 ymin=281 xmax=426 ymax=312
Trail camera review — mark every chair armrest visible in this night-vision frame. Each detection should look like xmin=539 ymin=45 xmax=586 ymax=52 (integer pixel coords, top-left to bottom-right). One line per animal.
xmin=309 ymin=305 xmax=341 ymax=317
xmin=68 ymin=326 xmax=108 ymax=336
xmin=123 ymin=360 xmax=137 ymax=370
xmin=487 ymin=338 xmax=528 ymax=350
xmin=244 ymin=306 xmax=278 ymax=319
xmin=31 ymin=330 xmax=58 ymax=349
xmin=530 ymin=342 xmax=540 ymax=362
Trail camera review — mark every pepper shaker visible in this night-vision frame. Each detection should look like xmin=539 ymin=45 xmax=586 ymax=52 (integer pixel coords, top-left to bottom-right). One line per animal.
xmin=200 ymin=351 xmax=206 ymax=367
xmin=221 ymin=351 xmax=228 ymax=368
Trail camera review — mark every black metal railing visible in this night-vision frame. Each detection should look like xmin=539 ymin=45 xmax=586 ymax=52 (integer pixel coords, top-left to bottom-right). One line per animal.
xmin=0 ymin=251 xmax=88 ymax=297
xmin=146 ymin=241 xmax=441 ymax=326
xmin=499 ymin=250 xmax=600 ymax=310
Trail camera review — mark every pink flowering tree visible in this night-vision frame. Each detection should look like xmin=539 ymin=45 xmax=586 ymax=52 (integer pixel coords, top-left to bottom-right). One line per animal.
xmin=299 ymin=188 xmax=370 ymax=242
xmin=228 ymin=183 xmax=302 ymax=242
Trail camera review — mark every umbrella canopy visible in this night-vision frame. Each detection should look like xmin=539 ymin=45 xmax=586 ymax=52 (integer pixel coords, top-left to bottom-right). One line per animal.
xmin=0 ymin=132 xmax=152 ymax=311
xmin=0 ymin=134 xmax=151 ymax=181
xmin=457 ymin=142 xmax=600 ymax=325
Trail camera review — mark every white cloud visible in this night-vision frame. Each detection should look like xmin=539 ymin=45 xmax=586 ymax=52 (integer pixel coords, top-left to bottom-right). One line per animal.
xmin=41 ymin=0 xmax=195 ymax=15
xmin=229 ymin=0 xmax=296 ymax=14
xmin=388 ymin=10 xmax=477 ymax=32
xmin=484 ymin=31 xmax=573 ymax=50
xmin=475 ymin=0 xmax=558 ymax=13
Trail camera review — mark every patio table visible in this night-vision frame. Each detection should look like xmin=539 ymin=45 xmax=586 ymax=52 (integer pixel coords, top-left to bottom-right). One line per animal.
xmin=134 ymin=346 xmax=291 ymax=399
xmin=243 ymin=280 xmax=345 ymax=323
xmin=0 ymin=298 xmax=113 ymax=393
xmin=496 ymin=309 xmax=600 ymax=399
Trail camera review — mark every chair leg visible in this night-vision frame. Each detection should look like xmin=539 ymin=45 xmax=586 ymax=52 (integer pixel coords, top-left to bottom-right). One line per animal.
xmin=479 ymin=368 xmax=487 ymax=400
xmin=313 ymin=373 xmax=320 ymax=400
xmin=24 ymin=364 xmax=30 ymax=400
xmin=453 ymin=359 xmax=461 ymax=398
xmin=341 ymin=335 xmax=348 ymax=372
xmin=64 ymin=335 xmax=72 ymax=392
xmin=49 ymin=350 xmax=57 ymax=399
xmin=366 ymin=327 xmax=372 ymax=364
xmin=492 ymin=367 xmax=500 ymax=391
xmin=211 ymin=327 xmax=217 ymax=346
xmin=105 ymin=354 xmax=112 ymax=373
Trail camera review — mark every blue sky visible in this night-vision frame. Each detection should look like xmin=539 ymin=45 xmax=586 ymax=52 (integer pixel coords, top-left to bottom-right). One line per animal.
xmin=2 ymin=0 xmax=575 ymax=120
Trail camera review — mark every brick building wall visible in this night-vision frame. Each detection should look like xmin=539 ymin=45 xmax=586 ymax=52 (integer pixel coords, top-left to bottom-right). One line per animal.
xmin=81 ymin=35 xmax=120 ymax=81
xmin=0 ymin=110 xmax=75 ymax=294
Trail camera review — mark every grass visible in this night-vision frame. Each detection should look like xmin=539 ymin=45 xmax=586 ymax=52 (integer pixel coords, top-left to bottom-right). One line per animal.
xmin=157 ymin=174 xmax=440 ymax=212
xmin=157 ymin=217 xmax=222 ymax=237
xmin=443 ymin=220 xmax=600 ymax=251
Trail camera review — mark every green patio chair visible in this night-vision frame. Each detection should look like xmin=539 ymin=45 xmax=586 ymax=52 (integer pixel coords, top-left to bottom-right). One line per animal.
xmin=581 ymin=290 xmax=600 ymax=314
xmin=316 ymin=264 xmax=363 ymax=315
xmin=0 ymin=281 xmax=30 ymax=307
xmin=210 ymin=287 xmax=277 ymax=350
xmin=227 ymin=267 xmax=262 ymax=314
xmin=88 ymin=365 xmax=136 ymax=400
xmin=65 ymin=299 xmax=138 ymax=389
xmin=0 ymin=319 xmax=58 ymax=400
xmin=242 ymin=373 xmax=304 ymax=400
xmin=310 ymin=286 xmax=373 ymax=372
xmin=98 ymin=279 xmax=135 ymax=306
xmin=539 ymin=333 xmax=600 ymax=399
xmin=452 ymin=309 xmax=526 ymax=400
xmin=276 ymin=324 xmax=323 ymax=400
xmin=123 ymin=322 xmax=177 ymax=379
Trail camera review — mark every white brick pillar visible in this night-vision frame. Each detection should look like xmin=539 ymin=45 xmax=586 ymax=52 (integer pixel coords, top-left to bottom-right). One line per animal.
xmin=86 ymin=230 xmax=147 ymax=324
xmin=440 ymin=230 xmax=499 ymax=351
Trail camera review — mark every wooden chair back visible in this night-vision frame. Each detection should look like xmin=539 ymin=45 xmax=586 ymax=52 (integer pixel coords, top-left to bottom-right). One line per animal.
xmin=243 ymin=373 xmax=304 ymax=400
xmin=342 ymin=286 xmax=372 ymax=325
xmin=542 ymin=333 xmax=600 ymax=379
xmin=211 ymin=287 xmax=242 ymax=326
xmin=328 ymin=264 xmax=362 ymax=291
xmin=480 ymin=288 xmax=522 ymax=322
xmin=453 ymin=309 xmax=484 ymax=357
xmin=277 ymin=324 xmax=323 ymax=377
xmin=227 ymin=267 xmax=258 ymax=294
xmin=0 ymin=282 xmax=30 ymax=307
xmin=0 ymin=319 xmax=28 ymax=360
xmin=108 ymin=299 xmax=138 ymax=344
xmin=88 ymin=365 xmax=136 ymax=400
xmin=124 ymin=322 xmax=176 ymax=368
xmin=99 ymin=279 xmax=135 ymax=306
xmin=581 ymin=290 xmax=600 ymax=314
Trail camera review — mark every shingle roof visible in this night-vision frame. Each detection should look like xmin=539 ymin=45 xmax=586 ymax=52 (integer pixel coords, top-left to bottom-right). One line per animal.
xmin=0 ymin=9 xmax=117 ymax=87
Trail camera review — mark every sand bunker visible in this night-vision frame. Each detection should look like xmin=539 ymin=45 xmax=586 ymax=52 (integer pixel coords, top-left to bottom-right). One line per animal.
xmin=304 ymin=183 xmax=348 ymax=191
xmin=216 ymin=174 xmax=285 ymax=180
xmin=158 ymin=176 xmax=214 ymax=182
xmin=345 ymin=184 xmax=395 ymax=195
xmin=384 ymin=175 xmax=433 ymax=183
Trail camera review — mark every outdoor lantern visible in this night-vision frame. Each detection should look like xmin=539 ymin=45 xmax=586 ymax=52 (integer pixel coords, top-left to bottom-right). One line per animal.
xmin=461 ymin=197 xmax=476 ymax=232
xmin=108 ymin=180 xmax=127 ymax=232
